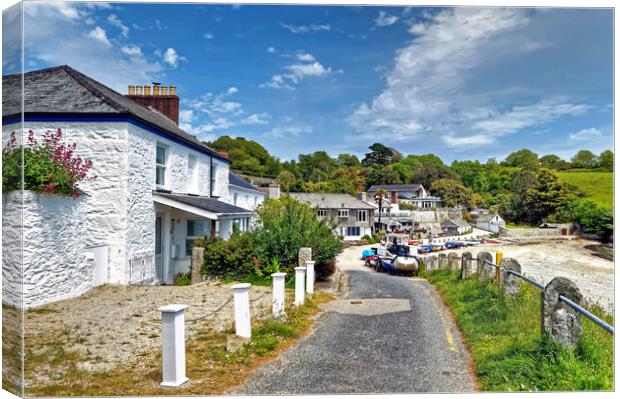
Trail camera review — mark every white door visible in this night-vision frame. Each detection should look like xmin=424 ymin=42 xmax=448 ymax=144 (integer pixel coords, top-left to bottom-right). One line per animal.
xmin=155 ymin=214 xmax=164 ymax=282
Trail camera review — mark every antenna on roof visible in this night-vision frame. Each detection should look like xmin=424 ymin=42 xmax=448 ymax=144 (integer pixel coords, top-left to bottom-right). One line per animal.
xmin=152 ymin=82 xmax=161 ymax=86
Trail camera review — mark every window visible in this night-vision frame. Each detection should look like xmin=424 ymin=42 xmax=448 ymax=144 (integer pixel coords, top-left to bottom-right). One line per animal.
xmin=187 ymin=154 xmax=198 ymax=193
xmin=233 ymin=218 xmax=241 ymax=232
xmin=233 ymin=193 xmax=238 ymax=205
xmin=156 ymin=144 xmax=167 ymax=186
xmin=210 ymin=162 xmax=217 ymax=196
xmin=317 ymin=209 xmax=328 ymax=218
xmin=357 ymin=210 xmax=367 ymax=222
xmin=185 ymin=220 xmax=210 ymax=256
xmin=254 ymin=196 xmax=258 ymax=207
xmin=346 ymin=226 xmax=360 ymax=236
xmin=337 ymin=209 xmax=349 ymax=218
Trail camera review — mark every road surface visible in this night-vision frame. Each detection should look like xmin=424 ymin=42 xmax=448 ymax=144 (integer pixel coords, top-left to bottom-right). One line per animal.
xmin=236 ymin=245 xmax=477 ymax=394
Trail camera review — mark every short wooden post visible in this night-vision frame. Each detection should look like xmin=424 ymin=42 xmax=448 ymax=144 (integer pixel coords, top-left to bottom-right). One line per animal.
xmin=305 ymin=260 xmax=315 ymax=295
xmin=294 ymin=266 xmax=306 ymax=306
xmin=271 ymin=272 xmax=286 ymax=317
xmin=232 ymin=283 xmax=251 ymax=338
xmin=159 ymin=304 xmax=189 ymax=387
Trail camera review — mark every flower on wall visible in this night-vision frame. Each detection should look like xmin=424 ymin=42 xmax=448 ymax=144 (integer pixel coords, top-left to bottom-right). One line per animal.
xmin=2 ymin=128 xmax=96 ymax=198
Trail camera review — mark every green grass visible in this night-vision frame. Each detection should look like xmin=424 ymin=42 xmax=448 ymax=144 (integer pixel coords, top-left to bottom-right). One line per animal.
xmin=425 ymin=270 xmax=614 ymax=391
xmin=557 ymin=171 xmax=613 ymax=210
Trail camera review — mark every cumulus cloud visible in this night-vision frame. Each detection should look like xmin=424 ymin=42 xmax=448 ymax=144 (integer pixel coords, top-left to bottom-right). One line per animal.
xmin=107 ymin=14 xmax=129 ymax=37
xmin=279 ymin=23 xmax=330 ymax=33
xmin=375 ymin=11 xmax=399 ymax=27
xmin=266 ymin=46 xmax=276 ymax=53
xmin=121 ymin=45 xmax=143 ymax=57
xmin=296 ymin=52 xmax=315 ymax=62
xmin=266 ymin=124 xmax=314 ymax=138
xmin=569 ymin=127 xmax=603 ymax=141
xmin=87 ymin=26 xmax=111 ymax=45
xmin=348 ymin=8 xmax=592 ymax=147
xmin=262 ymin=52 xmax=339 ymax=90
xmin=203 ymin=32 xmax=214 ymax=40
xmin=163 ymin=47 xmax=179 ymax=67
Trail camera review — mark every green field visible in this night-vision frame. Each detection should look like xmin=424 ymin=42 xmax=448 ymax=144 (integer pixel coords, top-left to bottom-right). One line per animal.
xmin=557 ymin=171 xmax=613 ymax=209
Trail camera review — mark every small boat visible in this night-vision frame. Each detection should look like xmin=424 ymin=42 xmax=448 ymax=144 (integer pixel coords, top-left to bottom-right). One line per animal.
xmin=485 ymin=239 xmax=502 ymax=244
xmin=445 ymin=241 xmax=465 ymax=249
xmin=463 ymin=240 xmax=482 ymax=246
xmin=361 ymin=248 xmax=375 ymax=260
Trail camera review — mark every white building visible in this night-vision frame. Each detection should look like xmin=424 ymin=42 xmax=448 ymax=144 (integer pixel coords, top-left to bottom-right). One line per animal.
xmin=227 ymin=171 xmax=266 ymax=212
xmin=474 ymin=214 xmax=506 ymax=233
xmin=2 ymin=65 xmax=254 ymax=307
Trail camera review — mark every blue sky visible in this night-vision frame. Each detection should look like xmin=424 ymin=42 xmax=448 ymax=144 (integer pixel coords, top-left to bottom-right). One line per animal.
xmin=2 ymin=2 xmax=613 ymax=163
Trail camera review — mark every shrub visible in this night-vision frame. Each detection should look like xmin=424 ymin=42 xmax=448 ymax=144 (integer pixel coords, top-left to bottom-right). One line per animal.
xmin=2 ymin=129 xmax=96 ymax=197
xmin=201 ymin=232 xmax=264 ymax=280
xmin=550 ymin=195 xmax=613 ymax=240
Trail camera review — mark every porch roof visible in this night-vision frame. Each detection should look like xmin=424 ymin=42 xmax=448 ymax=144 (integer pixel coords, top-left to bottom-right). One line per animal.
xmin=153 ymin=192 xmax=253 ymax=219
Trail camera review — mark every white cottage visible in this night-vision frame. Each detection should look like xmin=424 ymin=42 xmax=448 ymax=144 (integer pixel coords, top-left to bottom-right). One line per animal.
xmin=2 ymin=65 xmax=254 ymax=307
xmin=474 ymin=214 xmax=506 ymax=233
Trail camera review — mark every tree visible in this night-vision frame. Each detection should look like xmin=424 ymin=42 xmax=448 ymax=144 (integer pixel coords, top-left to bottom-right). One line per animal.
xmin=599 ymin=150 xmax=613 ymax=171
xmin=277 ymin=170 xmax=297 ymax=192
xmin=571 ymin=150 xmax=598 ymax=169
xmin=337 ymin=153 xmax=360 ymax=167
xmin=374 ymin=188 xmax=388 ymax=230
xmin=393 ymin=154 xmax=456 ymax=188
xmin=362 ymin=143 xmax=395 ymax=166
xmin=208 ymin=136 xmax=281 ymax=177
xmin=539 ymin=154 xmax=569 ymax=170
xmin=430 ymin=178 xmax=479 ymax=209
xmin=366 ymin=165 xmax=402 ymax=188
xmin=502 ymin=149 xmax=539 ymax=167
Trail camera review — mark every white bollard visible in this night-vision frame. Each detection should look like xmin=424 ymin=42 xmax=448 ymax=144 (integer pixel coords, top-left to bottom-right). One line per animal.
xmin=271 ymin=272 xmax=286 ymax=316
xmin=232 ymin=283 xmax=252 ymax=338
xmin=294 ymin=266 xmax=306 ymax=306
xmin=305 ymin=260 xmax=315 ymax=295
xmin=158 ymin=304 xmax=189 ymax=387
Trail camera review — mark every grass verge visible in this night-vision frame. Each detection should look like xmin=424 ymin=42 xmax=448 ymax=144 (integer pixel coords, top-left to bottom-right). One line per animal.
xmin=24 ymin=292 xmax=333 ymax=396
xmin=424 ymin=269 xmax=613 ymax=391
xmin=557 ymin=171 xmax=613 ymax=210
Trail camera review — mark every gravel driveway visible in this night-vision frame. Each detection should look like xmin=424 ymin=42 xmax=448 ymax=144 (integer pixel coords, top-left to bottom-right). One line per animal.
xmin=236 ymin=245 xmax=477 ymax=394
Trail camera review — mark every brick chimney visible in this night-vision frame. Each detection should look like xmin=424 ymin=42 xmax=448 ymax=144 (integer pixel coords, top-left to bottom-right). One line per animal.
xmin=126 ymin=83 xmax=179 ymax=125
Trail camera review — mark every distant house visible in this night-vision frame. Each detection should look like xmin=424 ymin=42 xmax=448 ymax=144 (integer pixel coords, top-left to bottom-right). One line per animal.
xmin=474 ymin=214 xmax=505 ymax=233
xmin=287 ymin=193 xmax=375 ymax=241
xmin=367 ymin=184 xmax=442 ymax=209
xmin=440 ymin=219 xmax=471 ymax=236
xmin=227 ymin=171 xmax=265 ymax=212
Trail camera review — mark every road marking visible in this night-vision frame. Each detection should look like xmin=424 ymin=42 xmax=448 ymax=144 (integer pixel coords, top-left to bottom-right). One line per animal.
xmin=411 ymin=279 xmax=458 ymax=353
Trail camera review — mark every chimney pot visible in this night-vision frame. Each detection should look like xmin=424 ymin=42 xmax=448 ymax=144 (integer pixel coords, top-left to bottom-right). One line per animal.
xmin=136 ymin=86 xmax=143 ymax=95
xmin=153 ymin=85 xmax=160 ymax=96
xmin=144 ymin=85 xmax=151 ymax=95
xmin=169 ymin=86 xmax=176 ymax=95
xmin=128 ymin=85 xmax=135 ymax=95
xmin=161 ymin=86 xmax=168 ymax=95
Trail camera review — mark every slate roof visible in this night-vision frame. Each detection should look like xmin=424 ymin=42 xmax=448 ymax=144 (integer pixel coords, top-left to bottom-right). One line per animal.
xmin=476 ymin=214 xmax=503 ymax=223
xmin=154 ymin=192 xmax=252 ymax=215
xmin=288 ymin=193 xmax=375 ymax=210
xmin=2 ymin=65 xmax=228 ymax=162
xmin=229 ymin=171 xmax=262 ymax=193
xmin=368 ymin=184 xmax=422 ymax=192
xmin=441 ymin=219 xmax=470 ymax=228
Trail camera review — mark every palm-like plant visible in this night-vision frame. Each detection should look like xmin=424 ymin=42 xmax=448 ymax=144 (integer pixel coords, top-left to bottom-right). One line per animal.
xmin=374 ymin=188 xmax=388 ymax=231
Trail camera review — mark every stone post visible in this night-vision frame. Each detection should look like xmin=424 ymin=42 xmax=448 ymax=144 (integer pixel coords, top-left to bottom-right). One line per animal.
xmin=191 ymin=247 xmax=205 ymax=284
xmin=305 ymin=260 xmax=315 ymax=295
xmin=158 ymin=304 xmax=189 ymax=387
xmin=271 ymin=272 xmax=286 ymax=317
xmin=232 ymin=283 xmax=251 ymax=338
xmin=476 ymin=251 xmax=494 ymax=281
xmin=500 ymin=258 xmax=522 ymax=296
xmin=448 ymin=252 xmax=458 ymax=271
xmin=461 ymin=252 xmax=473 ymax=279
xmin=294 ymin=267 xmax=306 ymax=306
xmin=438 ymin=253 xmax=447 ymax=270
xmin=299 ymin=247 xmax=312 ymax=268
xmin=541 ymin=277 xmax=583 ymax=348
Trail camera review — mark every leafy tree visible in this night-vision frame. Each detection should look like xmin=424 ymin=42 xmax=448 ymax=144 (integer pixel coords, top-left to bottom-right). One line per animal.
xmin=277 ymin=170 xmax=297 ymax=192
xmin=599 ymin=150 xmax=613 ymax=171
xmin=374 ymin=188 xmax=388 ymax=229
xmin=551 ymin=195 xmax=613 ymax=240
xmin=298 ymin=151 xmax=336 ymax=182
xmin=362 ymin=143 xmax=395 ymax=166
xmin=208 ymin=136 xmax=281 ymax=177
xmin=337 ymin=153 xmax=361 ymax=167
xmin=502 ymin=149 xmax=539 ymax=167
xmin=571 ymin=150 xmax=598 ymax=169
xmin=430 ymin=178 xmax=479 ymax=209
xmin=366 ymin=164 xmax=402 ymax=188
xmin=539 ymin=154 xmax=569 ymax=170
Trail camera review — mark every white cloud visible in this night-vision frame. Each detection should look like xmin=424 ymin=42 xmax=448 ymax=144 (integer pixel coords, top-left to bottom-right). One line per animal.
xmin=375 ymin=11 xmax=399 ymax=27
xmin=203 ymin=32 xmax=214 ymax=40
xmin=296 ymin=52 xmax=315 ymax=62
xmin=87 ymin=26 xmax=111 ymax=45
xmin=163 ymin=47 xmax=179 ymax=68
xmin=121 ymin=45 xmax=143 ymax=57
xmin=227 ymin=86 xmax=238 ymax=95
xmin=107 ymin=14 xmax=129 ymax=37
xmin=267 ymin=46 xmax=276 ymax=54
xmin=279 ymin=23 xmax=331 ymax=34
xmin=569 ymin=127 xmax=603 ymax=141
xmin=266 ymin=124 xmax=313 ymax=138
xmin=241 ymin=113 xmax=270 ymax=125
xmin=348 ymin=8 xmax=593 ymax=147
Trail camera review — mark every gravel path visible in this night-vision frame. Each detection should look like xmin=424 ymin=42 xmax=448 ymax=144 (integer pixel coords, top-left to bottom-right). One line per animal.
xmin=236 ymin=246 xmax=477 ymax=394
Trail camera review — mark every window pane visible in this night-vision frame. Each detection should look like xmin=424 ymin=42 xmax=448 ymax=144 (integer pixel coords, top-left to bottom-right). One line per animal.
xmin=187 ymin=220 xmax=210 ymax=236
xmin=185 ymin=239 xmax=194 ymax=256
xmin=156 ymin=166 xmax=165 ymax=185
xmin=156 ymin=145 xmax=166 ymax=165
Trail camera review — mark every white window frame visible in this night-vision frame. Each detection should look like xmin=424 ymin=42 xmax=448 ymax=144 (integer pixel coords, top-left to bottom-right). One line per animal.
xmin=317 ymin=209 xmax=328 ymax=218
xmin=337 ymin=209 xmax=349 ymax=218
xmin=187 ymin=153 xmax=198 ymax=194
xmin=346 ymin=226 xmax=361 ymax=236
xmin=357 ymin=210 xmax=367 ymax=222
xmin=156 ymin=143 xmax=168 ymax=188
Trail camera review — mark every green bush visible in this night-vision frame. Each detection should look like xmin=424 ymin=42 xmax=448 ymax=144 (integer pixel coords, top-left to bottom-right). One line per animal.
xmin=201 ymin=233 xmax=264 ymax=280
xmin=550 ymin=195 xmax=613 ymax=240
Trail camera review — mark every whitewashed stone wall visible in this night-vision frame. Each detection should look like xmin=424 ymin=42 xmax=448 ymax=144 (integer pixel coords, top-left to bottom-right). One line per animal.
xmin=3 ymin=191 xmax=90 ymax=307
xmin=227 ymin=186 xmax=265 ymax=211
